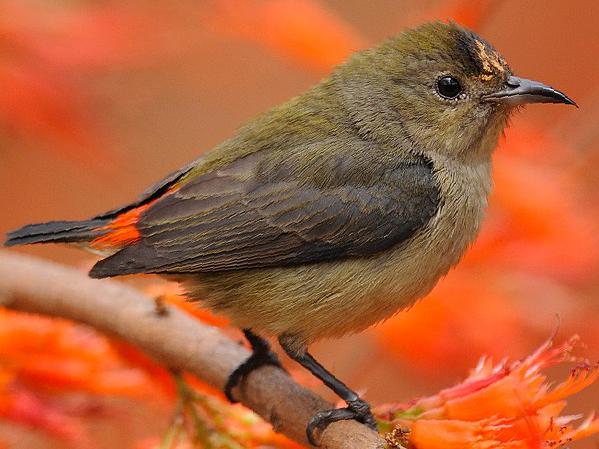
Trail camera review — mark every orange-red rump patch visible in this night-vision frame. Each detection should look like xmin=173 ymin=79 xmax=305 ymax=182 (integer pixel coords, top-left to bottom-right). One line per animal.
xmin=91 ymin=182 xmax=182 ymax=251
xmin=91 ymin=203 xmax=152 ymax=250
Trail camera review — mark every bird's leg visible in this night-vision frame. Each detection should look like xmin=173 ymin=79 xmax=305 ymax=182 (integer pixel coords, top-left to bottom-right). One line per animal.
xmin=278 ymin=335 xmax=377 ymax=446
xmin=224 ymin=329 xmax=284 ymax=402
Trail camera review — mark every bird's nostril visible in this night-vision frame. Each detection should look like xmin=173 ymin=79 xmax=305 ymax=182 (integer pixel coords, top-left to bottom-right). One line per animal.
xmin=506 ymin=76 xmax=521 ymax=87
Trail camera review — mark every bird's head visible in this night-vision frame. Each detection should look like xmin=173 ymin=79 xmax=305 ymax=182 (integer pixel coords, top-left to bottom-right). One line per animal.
xmin=333 ymin=21 xmax=575 ymax=159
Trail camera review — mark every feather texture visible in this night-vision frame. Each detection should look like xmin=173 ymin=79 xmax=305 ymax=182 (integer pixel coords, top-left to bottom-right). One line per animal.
xmin=90 ymin=145 xmax=440 ymax=277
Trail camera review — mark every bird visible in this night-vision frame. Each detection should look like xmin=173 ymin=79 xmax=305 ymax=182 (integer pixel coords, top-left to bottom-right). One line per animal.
xmin=5 ymin=21 xmax=575 ymax=445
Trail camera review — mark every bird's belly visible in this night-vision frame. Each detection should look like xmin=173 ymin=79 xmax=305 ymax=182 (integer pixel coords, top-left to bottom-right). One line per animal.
xmin=185 ymin=236 xmax=449 ymax=345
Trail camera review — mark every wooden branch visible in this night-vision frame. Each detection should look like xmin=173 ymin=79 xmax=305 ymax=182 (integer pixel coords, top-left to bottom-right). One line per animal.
xmin=0 ymin=251 xmax=385 ymax=449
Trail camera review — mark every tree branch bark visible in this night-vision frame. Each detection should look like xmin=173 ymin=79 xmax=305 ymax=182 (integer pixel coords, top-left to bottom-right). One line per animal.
xmin=0 ymin=250 xmax=385 ymax=449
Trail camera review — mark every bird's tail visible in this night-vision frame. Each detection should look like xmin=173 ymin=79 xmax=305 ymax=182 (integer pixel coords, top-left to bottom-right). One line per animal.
xmin=5 ymin=219 xmax=110 ymax=247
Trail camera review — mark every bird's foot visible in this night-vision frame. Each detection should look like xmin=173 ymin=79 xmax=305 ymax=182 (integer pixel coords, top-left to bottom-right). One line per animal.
xmin=224 ymin=331 xmax=285 ymax=403
xmin=306 ymin=398 xmax=377 ymax=446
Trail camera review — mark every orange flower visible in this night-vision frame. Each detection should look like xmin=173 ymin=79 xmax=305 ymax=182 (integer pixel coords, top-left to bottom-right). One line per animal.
xmin=208 ymin=0 xmax=365 ymax=72
xmin=377 ymin=336 xmax=599 ymax=449
xmin=0 ymin=381 xmax=89 ymax=444
xmin=0 ymin=2 xmax=188 ymax=169
xmin=0 ymin=309 xmax=159 ymax=396
xmin=0 ymin=308 xmax=168 ymax=444
xmin=0 ymin=2 xmax=115 ymax=169
xmin=465 ymin=125 xmax=599 ymax=283
xmin=376 ymin=271 xmax=530 ymax=376
xmin=427 ymin=0 xmax=499 ymax=30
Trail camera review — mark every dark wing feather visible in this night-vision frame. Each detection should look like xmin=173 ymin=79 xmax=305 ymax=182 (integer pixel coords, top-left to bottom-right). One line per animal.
xmin=89 ymin=150 xmax=440 ymax=278
xmin=94 ymin=158 xmax=200 ymax=219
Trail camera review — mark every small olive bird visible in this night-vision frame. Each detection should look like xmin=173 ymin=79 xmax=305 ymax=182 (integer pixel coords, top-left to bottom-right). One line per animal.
xmin=6 ymin=22 xmax=575 ymax=445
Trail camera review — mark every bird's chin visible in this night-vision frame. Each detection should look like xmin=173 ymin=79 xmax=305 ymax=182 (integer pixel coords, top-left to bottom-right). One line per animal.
xmin=509 ymin=104 xmax=526 ymax=115
xmin=487 ymin=101 xmax=517 ymax=119
xmin=485 ymin=107 xmax=512 ymax=142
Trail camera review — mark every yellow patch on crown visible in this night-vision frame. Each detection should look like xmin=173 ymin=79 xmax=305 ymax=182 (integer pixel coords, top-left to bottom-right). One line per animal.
xmin=474 ymin=40 xmax=505 ymax=81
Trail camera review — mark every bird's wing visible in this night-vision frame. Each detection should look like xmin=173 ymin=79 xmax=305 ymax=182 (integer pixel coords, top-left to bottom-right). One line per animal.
xmin=89 ymin=148 xmax=440 ymax=278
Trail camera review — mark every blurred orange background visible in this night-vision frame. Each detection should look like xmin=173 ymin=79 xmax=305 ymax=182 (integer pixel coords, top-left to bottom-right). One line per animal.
xmin=1 ymin=0 xmax=599 ymax=448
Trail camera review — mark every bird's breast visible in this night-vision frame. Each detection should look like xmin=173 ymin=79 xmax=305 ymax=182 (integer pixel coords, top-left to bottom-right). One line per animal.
xmin=334 ymin=156 xmax=493 ymax=330
xmin=406 ymin=156 xmax=493 ymax=280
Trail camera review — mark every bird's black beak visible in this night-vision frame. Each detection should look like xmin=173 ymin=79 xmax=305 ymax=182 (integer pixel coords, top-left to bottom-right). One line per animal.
xmin=483 ymin=76 xmax=577 ymax=107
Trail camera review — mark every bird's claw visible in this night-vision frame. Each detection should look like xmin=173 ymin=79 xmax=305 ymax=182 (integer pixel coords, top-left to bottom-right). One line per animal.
xmin=306 ymin=398 xmax=377 ymax=446
xmin=224 ymin=349 xmax=284 ymax=403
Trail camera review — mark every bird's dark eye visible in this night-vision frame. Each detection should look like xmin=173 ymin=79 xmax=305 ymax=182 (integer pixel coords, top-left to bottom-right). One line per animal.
xmin=436 ymin=76 xmax=462 ymax=99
